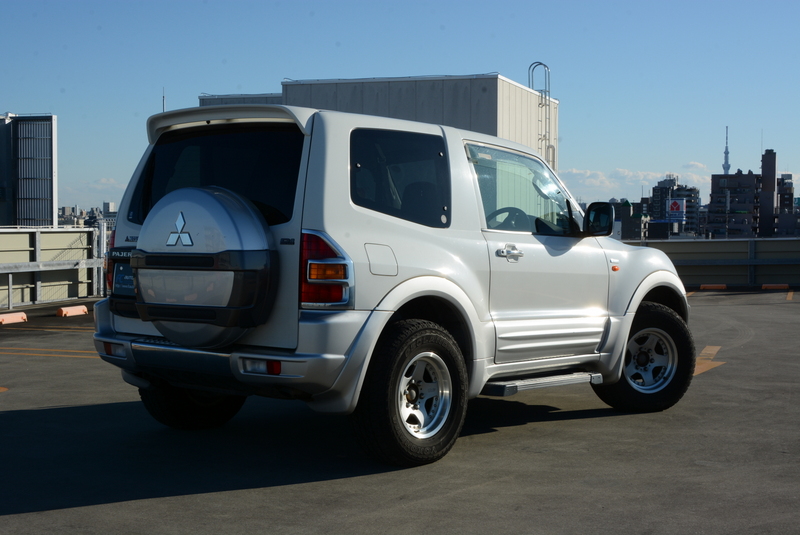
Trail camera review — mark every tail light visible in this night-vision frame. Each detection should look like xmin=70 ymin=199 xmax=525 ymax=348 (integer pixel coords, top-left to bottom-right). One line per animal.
xmin=300 ymin=232 xmax=352 ymax=307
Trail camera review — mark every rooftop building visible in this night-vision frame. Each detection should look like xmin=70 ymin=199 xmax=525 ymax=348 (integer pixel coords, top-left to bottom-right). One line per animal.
xmin=199 ymin=71 xmax=561 ymax=170
xmin=0 ymin=113 xmax=58 ymax=227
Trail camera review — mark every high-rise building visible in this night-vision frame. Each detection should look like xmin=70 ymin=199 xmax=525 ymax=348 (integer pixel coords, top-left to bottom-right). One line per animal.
xmin=650 ymin=175 xmax=677 ymax=222
xmin=778 ymin=174 xmax=794 ymax=214
xmin=648 ymin=174 xmax=700 ymax=235
xmin=759 ymin=149 xmax=778 ymax=237
xmin=673 ymin=184 xmax=701 ymax=234
xmin=708 ymin=170 xmax=759 ymax=238
xmin=0 ymin=113 xmax=58 ymax=227
xmin=776 ymin=174 xmax=800 ymax=236
xmin=706 ymin=150 xmax=798 ymax=237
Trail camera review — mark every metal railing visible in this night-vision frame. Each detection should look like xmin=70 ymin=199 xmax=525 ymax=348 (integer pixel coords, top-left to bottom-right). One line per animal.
xmin=626 ymin=237 xmax=800 ymax=287
xmin=0 ymin=223 xmax=106 ymax=310
xmin=1 ymin=229 xmax=796 ymax=311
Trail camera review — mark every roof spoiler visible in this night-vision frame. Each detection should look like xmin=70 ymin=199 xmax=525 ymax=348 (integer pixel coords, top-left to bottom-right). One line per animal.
xmin=146 ymin=104 xmax=316 ymax=143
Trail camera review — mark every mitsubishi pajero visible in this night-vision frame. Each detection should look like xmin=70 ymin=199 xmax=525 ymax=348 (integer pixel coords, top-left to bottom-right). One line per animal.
xmin=94 ymin=105 xmax=695 ymax=466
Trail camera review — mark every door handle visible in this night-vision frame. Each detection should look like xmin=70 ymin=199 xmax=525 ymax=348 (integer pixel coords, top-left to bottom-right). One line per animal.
xmin=497 ymin=244 xmax=524 ymax=262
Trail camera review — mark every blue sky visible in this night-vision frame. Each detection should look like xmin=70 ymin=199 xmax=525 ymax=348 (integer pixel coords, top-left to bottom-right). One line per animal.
xmin=3 ymin=0 xmax=799 ymax=209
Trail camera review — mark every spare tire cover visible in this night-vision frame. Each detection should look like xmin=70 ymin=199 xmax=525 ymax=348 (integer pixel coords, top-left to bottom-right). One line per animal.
xmin=133 ymin=186 xmax=275 ymax=349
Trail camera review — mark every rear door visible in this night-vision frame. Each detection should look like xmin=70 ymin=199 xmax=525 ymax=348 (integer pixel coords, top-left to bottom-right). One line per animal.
xmin=116 ymin=119 xmax=309 ymax=349
xmin=466 ymin=143 xmax=609 ymax=364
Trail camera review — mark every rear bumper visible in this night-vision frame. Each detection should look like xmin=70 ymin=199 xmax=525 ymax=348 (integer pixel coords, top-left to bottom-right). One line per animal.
xmin=93 ymin=298 xmax=385 ymax=410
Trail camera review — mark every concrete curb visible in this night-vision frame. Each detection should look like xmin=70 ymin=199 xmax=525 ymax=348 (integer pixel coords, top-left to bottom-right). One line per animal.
xmin=2 ymin=298 xmax=102 ymax=319
xmin=762 ymin=283 xmax=790 ymax=290
xmin=0 ymin=311 xmax=28 ymax=324
xmin=56 ymin=305 xmax=89 ymax=317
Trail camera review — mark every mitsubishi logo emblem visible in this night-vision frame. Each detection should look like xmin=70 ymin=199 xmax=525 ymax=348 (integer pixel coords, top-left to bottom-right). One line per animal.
xmin=166 ymin=212 xmax=193 ymax=246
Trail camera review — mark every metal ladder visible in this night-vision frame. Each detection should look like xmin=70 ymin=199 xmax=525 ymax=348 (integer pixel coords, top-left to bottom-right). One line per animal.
xmin=528 ymin=62 xmax=556 ymax=170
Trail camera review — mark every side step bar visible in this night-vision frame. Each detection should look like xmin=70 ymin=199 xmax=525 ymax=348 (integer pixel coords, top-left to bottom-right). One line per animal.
xmin=481 ymin=372 xmax=603 ymax=397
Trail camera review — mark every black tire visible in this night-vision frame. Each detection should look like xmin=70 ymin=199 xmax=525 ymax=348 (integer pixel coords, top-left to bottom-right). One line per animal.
xmin=592 ymin=302 xmax=695 ymax=413
xmin=139 ymin=384 xmax=247 ymax=430
xmin=350 ymin=319 xmax=468 ymax=467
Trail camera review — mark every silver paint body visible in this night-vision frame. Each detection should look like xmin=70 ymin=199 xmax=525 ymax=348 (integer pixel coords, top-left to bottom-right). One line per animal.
xmin=94 ymin=105 xmax=688 ymax=413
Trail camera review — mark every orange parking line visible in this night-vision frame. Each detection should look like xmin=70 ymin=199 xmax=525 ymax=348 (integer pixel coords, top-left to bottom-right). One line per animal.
xmin=0 ymin=346 xmax=96 ymax=353
xmin=0 ymin=347 xmax=99 ymax=359
xmin=695 ymin=345 xmax=725 ymax=376
xmin=1 ymin=326 xmax=94 ymax=333
xmin=0 ymin=350 xmax=99 ymax=359
xmin=788 ymin=291 xmax=794 ymax=301
xmin=12 ymin=324 xmax=95 ymax=330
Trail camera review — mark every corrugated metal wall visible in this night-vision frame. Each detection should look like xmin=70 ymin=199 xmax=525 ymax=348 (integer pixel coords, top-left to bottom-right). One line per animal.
xmin=281 ymin=75 xmax=558 ymax=169
xmin=199 ymin=75 xmax=560 ymax=169
xmin=13 ymin=117 xmax=57 ymax=226
xmin=496 ymin=78 xmax=559 ymax=167
xmin=283 ymin=75 xmax=502 ymax=137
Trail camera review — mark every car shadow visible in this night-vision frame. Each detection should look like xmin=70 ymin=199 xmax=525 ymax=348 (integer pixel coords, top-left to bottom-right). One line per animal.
xmin=0 ymin=395 xmax=618 ymax=515
xmin=461 ymin=396 xmax=618 ymax=437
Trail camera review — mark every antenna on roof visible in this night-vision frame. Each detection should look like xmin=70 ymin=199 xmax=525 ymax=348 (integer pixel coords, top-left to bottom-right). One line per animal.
xmin=722 ymin=126 xmax=730 ymax=175
xmin=162 ymin=88 xmax=166 ymax=113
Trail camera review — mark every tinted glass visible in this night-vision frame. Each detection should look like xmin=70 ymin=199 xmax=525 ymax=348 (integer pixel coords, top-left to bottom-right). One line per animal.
xmin=350 ymin=129 xmax=450 ymax=228
xmin=129 ymin=123 xmax=304 ymax=225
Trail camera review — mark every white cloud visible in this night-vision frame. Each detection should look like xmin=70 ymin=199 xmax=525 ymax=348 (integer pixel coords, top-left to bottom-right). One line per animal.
xmin=559 ymin=168 xmax=616 ymax=187
xmin=559 ymin=168 xmax=661 ymax=203
xmin=559 ymin=165 xmax=715 ymax=204
xmin=683 ymin=161 xmax=709 ymax=172
xmin=607 ymin=168 xmax=664 ymax=187
xmin=676 ymin=171 xmax=710 ymax=191
xmin=60 ymin=177 xmax=127 ymax=210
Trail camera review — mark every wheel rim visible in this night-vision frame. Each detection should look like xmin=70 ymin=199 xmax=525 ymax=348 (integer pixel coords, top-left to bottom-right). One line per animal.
xmin=624 ymin=327 xmax=678 ymax=393
xmin=396 ymin=352 xmax=452 ymax=439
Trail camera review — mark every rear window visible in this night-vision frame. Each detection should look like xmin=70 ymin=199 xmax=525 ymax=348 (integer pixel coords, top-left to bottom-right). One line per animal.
xmin=350 ymin=128 xmax=450 ymax=228
xmin=128 ymin=123 xmax=304 ymax=226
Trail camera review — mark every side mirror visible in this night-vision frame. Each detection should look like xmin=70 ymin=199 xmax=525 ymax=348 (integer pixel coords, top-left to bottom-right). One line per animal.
xmin=583 ymin=202 xmax=614 ymax=236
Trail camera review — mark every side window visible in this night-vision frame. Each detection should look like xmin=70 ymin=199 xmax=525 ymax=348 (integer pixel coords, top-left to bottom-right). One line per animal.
xmin=466 ymin=143 xmax=578 ymax=235
xmin=350 ymin=129 xmax=450 ymax=228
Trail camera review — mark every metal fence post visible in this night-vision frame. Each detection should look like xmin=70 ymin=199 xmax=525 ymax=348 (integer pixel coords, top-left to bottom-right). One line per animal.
xmin=34 ymin=229 xmax=42 ymax=303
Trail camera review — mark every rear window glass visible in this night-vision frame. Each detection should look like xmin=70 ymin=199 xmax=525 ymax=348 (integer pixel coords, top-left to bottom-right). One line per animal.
xmin=128 ymin=123 xmax=304 ymax=226
xmin=350 ymin=128 xmax=450 ymax=228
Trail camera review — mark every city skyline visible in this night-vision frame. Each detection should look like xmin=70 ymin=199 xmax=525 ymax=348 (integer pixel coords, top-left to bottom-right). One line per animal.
xmin=3 ymin=0 xmax=798 ymax=210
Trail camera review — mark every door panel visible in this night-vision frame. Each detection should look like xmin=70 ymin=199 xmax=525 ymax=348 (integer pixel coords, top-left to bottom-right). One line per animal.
xmin=484 ymin=232 xmax=608 ymax=363
xmin=466 ymin=142 xmax=610 ymax=364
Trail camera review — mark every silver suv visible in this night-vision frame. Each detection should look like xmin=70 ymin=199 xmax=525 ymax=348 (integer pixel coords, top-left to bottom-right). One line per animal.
xmin=95 ymin=105 xmax=695 ymax=466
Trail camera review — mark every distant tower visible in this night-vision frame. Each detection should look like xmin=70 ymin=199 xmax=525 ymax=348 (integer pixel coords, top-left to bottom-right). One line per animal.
xmin=722 ymin=126 xmax=731 ymax=175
